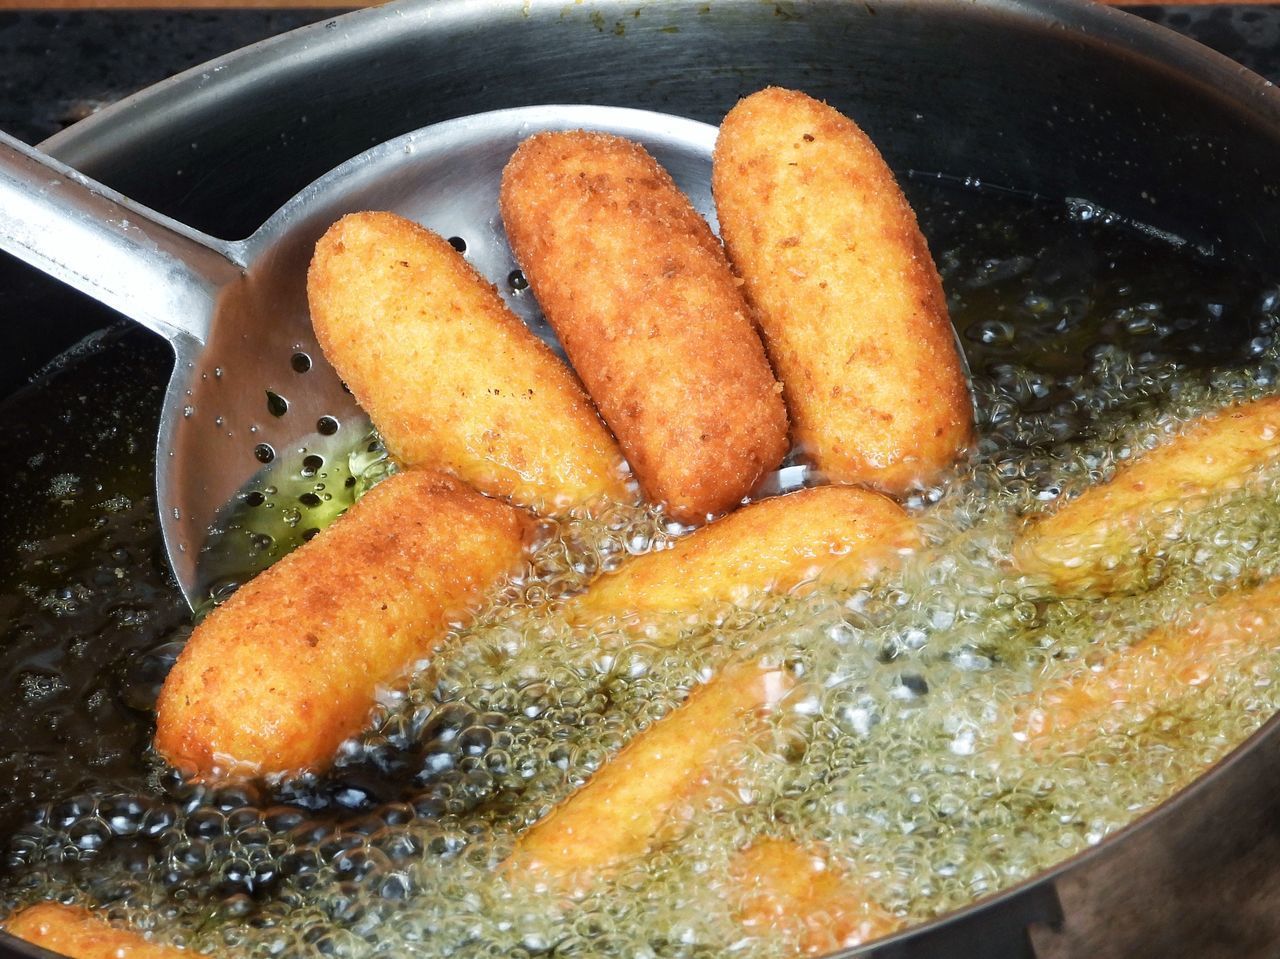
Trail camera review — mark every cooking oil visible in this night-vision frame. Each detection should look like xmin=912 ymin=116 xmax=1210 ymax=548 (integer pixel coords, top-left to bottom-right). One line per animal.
xmin=4 ymin=177 xmax=1280 ymax=958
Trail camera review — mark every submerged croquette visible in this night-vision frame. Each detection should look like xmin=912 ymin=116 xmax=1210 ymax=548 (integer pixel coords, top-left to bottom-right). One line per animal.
xmin=1015 ymin=576 xmax=1280 ymax=752
xmin=504 ymin=659 xmax=792 ymax=891
xmin=731 ymin=839 xmax=901 ymax=955
xmin=566 ymin=485 xmax=914 ymax=628
xmin=1015 ymin=395 xmax=1280 ymax=594
xmin=4 ymin=903 xmax=191 ymax=959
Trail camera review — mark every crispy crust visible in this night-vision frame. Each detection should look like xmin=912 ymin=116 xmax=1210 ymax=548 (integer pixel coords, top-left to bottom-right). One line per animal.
xmin=154 ymin=470 xmax=528 ymax=779
xmin=566 ymin=485 xmax=914 ymax=626
xmin=731 ymin=839 xmax=901 ymax=955
xmin=713 ymin=87 xmax=973 ymax=493
xmin=500 ymin=131 xmax=789 ymax=524
xmin=308 ymin=211 xmax=631 ymax=513
xmin=4 ymin=903 xmax=190 ymax=959
xmin=1015 ymin=396 xmax=1280 ymax=594
xmin=504 ymin=660 xmax=792 ymax=891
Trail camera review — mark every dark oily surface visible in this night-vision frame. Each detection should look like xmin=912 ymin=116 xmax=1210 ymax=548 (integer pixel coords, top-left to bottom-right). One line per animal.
xmin=0 ymin=10 xmax=347 ymax=145
xmin=0 ymin=328 xmax=187 ymax=841
xmin=0 ymin=9 xmax=349 ymax=396
xmin=0 ymin=5 xmax=1277 ymax=150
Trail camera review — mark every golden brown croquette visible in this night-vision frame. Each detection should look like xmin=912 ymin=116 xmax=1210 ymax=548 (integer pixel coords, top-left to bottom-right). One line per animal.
xmin=713 ymin=87 xmax=973 ymax=495
xmin=154 ymin=470 xmax=528 ymax=779
xmin=731 ymin=839 xmax=901 ymax=955
xmin=4 ymin=903 xmax=193 ymax=959
xmin=504 ymin=659 xmax=792 ymax=891
xmin=309 ymin=211 xmax=631 ymax=514
xmin=500 ymin=131 xmax=789 ymax=525
xmin=1015 ymin=396 xmax=1280 ymax=594
xmin=566 ymin=485 xmax=914 ymax=627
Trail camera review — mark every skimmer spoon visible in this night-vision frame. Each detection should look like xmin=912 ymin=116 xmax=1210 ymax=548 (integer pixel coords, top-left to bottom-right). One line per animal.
xmin=0 ymin=105 xmax=742 ymax=609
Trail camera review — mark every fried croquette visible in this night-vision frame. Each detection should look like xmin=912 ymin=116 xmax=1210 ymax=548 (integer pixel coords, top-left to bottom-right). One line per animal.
xmin=500 ymin=131 xmax=789 ymax=525
xmin=308 ymin=211 xmax=630 ymax=514
xmin=712 ymin=87 xmax=973 ymax=494
xmin=1015 ymin=396 xmax=1280 ymax=594
xmin=4 ymin=903 xmax=191 ymax=959
xmin=731 ymin=839 xmax=901 ymax=955
xmin=154 ymin=470 xmax=528 ymax=779
xmin=1015 ymin=576 xmax=1280 ymax=752
xmin=566 ymin=485 xmax=914 ymax=627
xmin=504 ymin=660 xmax=793 ymax=891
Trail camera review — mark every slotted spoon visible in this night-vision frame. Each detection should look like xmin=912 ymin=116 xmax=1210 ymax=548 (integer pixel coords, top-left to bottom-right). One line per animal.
xmin=0 ymin=105 xmax=739 ymax=609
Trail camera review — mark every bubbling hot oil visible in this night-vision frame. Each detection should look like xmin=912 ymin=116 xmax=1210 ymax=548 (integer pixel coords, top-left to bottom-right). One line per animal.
xmin=6 ymin=181 xmax=1280 ymax=958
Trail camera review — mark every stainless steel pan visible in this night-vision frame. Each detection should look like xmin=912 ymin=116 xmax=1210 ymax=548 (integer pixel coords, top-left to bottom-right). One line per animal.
xmin=4 ymin=1 xmax=1280 ymax=956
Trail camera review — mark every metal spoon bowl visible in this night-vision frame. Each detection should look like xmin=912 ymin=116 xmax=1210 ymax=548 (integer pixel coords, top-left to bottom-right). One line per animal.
xmin=0 ymin=105 xmax=719 ymax=608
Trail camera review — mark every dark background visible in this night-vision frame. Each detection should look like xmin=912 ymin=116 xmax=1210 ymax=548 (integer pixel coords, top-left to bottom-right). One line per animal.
xmin=1 ymin=6 xmax=1280 ymax=146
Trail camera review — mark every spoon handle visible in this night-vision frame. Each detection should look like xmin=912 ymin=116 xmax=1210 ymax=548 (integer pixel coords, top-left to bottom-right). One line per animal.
xmin=0 ymin=130 xmax=242 ymax=348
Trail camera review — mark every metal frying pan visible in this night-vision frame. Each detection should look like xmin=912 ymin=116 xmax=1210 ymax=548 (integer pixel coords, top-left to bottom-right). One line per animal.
xmin=8 ymin=1 xmax=1280 ymax=957
xmin=0 ymin=106 xmax=718 ymax=608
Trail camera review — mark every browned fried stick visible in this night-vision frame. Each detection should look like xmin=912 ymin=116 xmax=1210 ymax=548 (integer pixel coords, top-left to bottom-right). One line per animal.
xmin=1015 ymin=395 xmax=1280 ymax=594
xmin=566 ymin=485 xmax=914 ymax=629
xmin=504 ymin=659 xmax=792 ymax=892
xmin=500 ymin=131 xmax=789 ymax=525
xmin=4 ymin=903 xmax=193 ymax=959
xmin=713 ymin=87 xmax=973 ymax=495
xmin=154 ymin=470 xmax=528 ymax=779
xmin=309 ymin=211 xmax=631 ymax=514
xmin=1015 ymin=576 xmax=1280 ymax=752
xmin=731 ymin=839 xmax=901 ymax=956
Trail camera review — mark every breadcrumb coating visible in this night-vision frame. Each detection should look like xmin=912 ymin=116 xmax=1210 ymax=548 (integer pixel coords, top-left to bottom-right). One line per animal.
xmin=567 ymin=485 xmax=914 ymax=627
xmin=154 ymin=470 xmax=528 ymax=779
xmin=731 ymin=839 xmax=901 ymax=955
xmin=504 ymin=660 xmax=792 ymax=891
xmin=713 ymin=87 xmax=973 ymax=494
xmin=1016 ymin=577 xmax=1280 ymax=751
xmin=309 ymin=211 xmax=631 ymax=514
xmin=1016 ymin=396 xmax=1280 ymax=594
xmin=501 ymin=131 xmax=789 ymax=525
